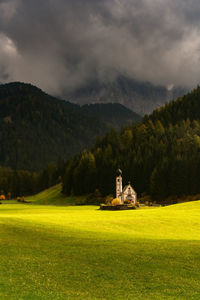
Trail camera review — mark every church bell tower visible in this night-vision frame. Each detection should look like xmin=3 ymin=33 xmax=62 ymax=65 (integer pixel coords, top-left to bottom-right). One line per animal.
xmin=116 ymin=169 xmax=122 ymax=200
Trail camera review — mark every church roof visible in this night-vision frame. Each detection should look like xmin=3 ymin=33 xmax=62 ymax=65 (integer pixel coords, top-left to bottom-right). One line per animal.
xmin=122 ymin=184 xmax=136 ymax=194
xmin=122 ymin=185 xmax=129 ymax=192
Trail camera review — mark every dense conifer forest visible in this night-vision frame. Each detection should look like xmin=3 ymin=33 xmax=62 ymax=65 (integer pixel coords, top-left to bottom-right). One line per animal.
xmin=0 ymin=162 xmax=63 ymax=198
xmin=62 ymin=87 xmax=200 ymax=202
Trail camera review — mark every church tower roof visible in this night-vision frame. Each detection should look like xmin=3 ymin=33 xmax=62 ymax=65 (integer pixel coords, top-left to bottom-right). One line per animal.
xmin=116 ymin=169 xmax=122 ymax=176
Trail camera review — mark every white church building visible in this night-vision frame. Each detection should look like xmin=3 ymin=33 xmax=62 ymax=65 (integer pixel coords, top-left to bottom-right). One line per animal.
xmin=116 ymin=169 xmax=137 ymax=204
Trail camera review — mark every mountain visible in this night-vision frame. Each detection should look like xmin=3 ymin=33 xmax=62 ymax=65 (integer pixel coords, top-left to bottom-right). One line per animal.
xmin=0 ymin=82 xmax=140 ymax=171
xmin=63 ymin=76 xmax=188 ymax=116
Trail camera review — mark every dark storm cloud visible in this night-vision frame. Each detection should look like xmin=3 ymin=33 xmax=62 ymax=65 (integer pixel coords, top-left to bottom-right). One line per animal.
xmin=0 ymin=0 xmax=200 ymax=94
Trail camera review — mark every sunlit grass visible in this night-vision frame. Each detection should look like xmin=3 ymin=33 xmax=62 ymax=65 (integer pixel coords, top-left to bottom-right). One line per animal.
xmin=26 ymin=184 xmax=85 ymax=205
xmin=1 ymin=199 xmax=200 ymax=299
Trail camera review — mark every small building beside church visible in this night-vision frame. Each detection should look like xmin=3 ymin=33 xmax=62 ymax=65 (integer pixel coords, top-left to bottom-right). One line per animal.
xmin=116 ymin=169 xmax=137 ymax=204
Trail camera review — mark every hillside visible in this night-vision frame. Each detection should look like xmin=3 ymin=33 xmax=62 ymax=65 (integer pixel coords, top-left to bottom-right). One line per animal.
xmin=64 ymin=76 xmax=187 ymax=115
xmin=81 ymin=102 xmax=141 ymax=128
xmin=63 ymin=86 xmax=200 ymax=201
xmin=0 ymin=82 xmax=140 ymax=171
xmin=26 ymin=184 xmax=85 ymax=205
xmin=144 ymin=86 xmax=200 ymax=125
xmin=1 ymin=201 xmax=200 ymax=299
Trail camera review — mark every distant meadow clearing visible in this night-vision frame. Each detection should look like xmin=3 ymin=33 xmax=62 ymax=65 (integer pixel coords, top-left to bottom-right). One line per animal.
xmin=1 ymin=197 xmax=200 ymax=299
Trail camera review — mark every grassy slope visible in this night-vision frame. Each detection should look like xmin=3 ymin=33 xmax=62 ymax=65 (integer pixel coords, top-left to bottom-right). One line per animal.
xmin=26 ymin=184 xmax=85 ymax=205
xmin=1 ymin=201 xmax=200 ymax=299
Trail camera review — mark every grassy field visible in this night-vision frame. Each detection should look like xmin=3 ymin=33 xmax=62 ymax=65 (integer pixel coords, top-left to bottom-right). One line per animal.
xmin=1 ymin=194 xmax=200 ymax=299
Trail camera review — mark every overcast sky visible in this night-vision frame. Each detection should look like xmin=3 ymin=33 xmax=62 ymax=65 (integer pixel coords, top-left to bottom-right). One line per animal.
xmin=0 ymin=0 xmax=200 ymax=95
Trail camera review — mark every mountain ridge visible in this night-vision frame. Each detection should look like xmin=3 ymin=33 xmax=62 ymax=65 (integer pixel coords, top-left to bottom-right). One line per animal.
xmin=0 ymin=82 xmax=141 ymax=171
xmin=62 ymin=76 xmax=188 ymax=116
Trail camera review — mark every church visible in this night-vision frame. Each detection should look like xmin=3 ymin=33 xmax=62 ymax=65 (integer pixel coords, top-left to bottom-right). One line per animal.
xmin=116 ymin=169 xmax=137 ymax=205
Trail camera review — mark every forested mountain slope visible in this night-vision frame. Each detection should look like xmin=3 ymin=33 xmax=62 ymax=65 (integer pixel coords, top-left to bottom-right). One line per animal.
xmin=144 ymin=87 xmax=200 ymax=125
xmin=81 ymin=102 xmax=141 ymax=128
xmin=63 ymin=87 xmax=200 ymax=202
xmin=0 ymin=82 xmax=140 ymax=171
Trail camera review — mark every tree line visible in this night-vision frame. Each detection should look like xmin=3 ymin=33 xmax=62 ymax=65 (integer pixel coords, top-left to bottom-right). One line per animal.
xmin=0 ymin=162 xmax=64 ymax=199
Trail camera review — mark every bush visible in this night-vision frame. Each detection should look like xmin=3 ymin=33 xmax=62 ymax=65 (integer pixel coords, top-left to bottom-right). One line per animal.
xmin=139 ymin=195 xmax=152 ymax=204
xmin=75 ymin=198 xmax=87 ymax=205
xmin=105 ymin=195 xmax=113 ymax=205
xmin=112 ymin=198 xmax=122 ymax=206
xmin=84 ymin=189 xmax=105 ymax=205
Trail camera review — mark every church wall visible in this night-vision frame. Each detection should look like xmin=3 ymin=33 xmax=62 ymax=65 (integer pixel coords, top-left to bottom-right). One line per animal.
xmin=122 ymin=186 xmax=137 ymax=204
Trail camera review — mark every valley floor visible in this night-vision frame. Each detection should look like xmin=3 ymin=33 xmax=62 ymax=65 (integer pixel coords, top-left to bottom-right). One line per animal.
xmin=1 ymin=202 xmax=200 ymax=299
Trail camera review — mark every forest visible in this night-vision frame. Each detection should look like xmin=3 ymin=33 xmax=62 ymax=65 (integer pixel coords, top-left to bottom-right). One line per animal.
xmin=62 ymin=87 xmax=200 ymax=202
xmin=0 ymin=162 xmax=63 ymax=199
xmin=1 ymin=85 xmax=200 ymax=202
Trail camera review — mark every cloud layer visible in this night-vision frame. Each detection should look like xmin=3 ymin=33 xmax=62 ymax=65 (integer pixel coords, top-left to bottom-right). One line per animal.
xmin=0 ymin=0 xmax=200 ymax=94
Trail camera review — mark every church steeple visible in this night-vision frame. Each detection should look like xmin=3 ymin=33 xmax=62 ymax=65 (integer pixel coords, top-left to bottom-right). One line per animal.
xmin=116 ymin=169 xmax=122 ymax=200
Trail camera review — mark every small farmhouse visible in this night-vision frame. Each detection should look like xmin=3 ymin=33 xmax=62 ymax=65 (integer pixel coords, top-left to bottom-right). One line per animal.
xmin=116 ymin=169 xmax=137 ymax=204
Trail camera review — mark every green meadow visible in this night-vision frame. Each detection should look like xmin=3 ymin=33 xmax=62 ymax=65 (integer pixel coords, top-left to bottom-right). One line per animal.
xmin=1 ymin=189 xmax=200 ymax=299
